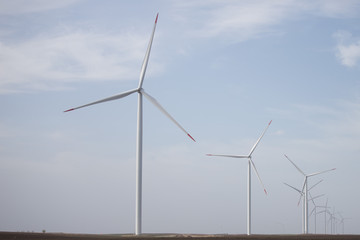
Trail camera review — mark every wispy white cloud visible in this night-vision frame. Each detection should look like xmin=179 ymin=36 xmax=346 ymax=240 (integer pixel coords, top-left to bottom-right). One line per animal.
xmin=0 ymin=0 xmax=81 ymax=15
xmin=0 ymin=29 xmax=163 ymax=93
xmin=268 ymin=99 xmax=360 ymax=153
xmin=334 ymin=31 xmax=360 ymax=68
xmin=172 ymin=0 xmax=360 ymax=42
xmin=304 ymin=0 xmax=360 ymax=18
xmin=2 ymin=0 xmax=360 ymax=93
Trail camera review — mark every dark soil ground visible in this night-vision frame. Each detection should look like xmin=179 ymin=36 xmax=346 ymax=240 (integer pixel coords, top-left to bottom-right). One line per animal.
xmin=0 ymin=232 xmax=359 ymax=240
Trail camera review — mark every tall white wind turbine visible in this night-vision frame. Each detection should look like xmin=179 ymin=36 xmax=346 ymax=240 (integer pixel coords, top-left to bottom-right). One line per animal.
xmin=64 ymin=13 xmax=195 ymax=235
xmin=284 ymin=155 xmax=335 ymax=234
xmin=207 ymin=120 xmax=271 ymax=235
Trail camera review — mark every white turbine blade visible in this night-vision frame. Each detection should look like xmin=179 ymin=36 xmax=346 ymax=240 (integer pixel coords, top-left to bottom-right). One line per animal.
xmin=308 ymin=192 xmax=325 ymax=205
xmin=308 ymin=168 xmax=336 ymax=177
xmin=308 ymin=179 xmax=323 ymax=191
xmin=141 ymin=90 xmax=195 ymax=142
xmin=309 ymin=207 xmax=316 ymax=217
xmin=308 ymin=191 xmax=316 ymax=206
xmin=206 ymin=154 xmax=248 ymax=158
xmin=284 ymin=154 xmax=306 ymax=176
xmin=64 ymin=88 xmax=138 ymax=112
xmin=310 ymin=194 xmax=325 ymax=202
xmin=250 ymin=159 xmax=267 ymax=195
xmin=138 ymin=13 xmax=158 ymax=89
xmin=283 ymin=182 xmax=302 ymax=194
xmin=248 ymin=120 xmax=272 ymax=157
xmin=297 ymin=178 xmax=306 ymax=206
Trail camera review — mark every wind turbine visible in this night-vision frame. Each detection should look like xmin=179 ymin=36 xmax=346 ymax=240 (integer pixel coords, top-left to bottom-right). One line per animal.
xmin=317 ymin=198 xmax=331 ymax=234
xmin=283 ymin=180 xmax=322 ymax=233
xmin=64 ymin=13 xmax=195 ymax=235
xmin=337 ymin=212 xmax=350 ymax=234
xmin=207 ymin=120 xmax=271 ymax=235
xmin=284 ymin=155 xmax=335 ymax=234
xmin=327 ymin=207 xmax=338 ymax=234
xmin=309 ymin=191 xmax=325 ymax=234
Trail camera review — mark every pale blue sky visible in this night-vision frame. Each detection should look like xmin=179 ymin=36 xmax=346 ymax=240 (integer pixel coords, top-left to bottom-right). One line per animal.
xmin=1 ymin=0 xmax=360 ymax=235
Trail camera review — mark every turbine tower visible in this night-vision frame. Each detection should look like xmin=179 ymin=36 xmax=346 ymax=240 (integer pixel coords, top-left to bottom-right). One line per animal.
xmin=65 ymin=14 xmax=195 ymax=235
xmin=284 ymin=155 xmax=335 ymax=234
xmin=207 ymin=120 xmax=271 ymax=235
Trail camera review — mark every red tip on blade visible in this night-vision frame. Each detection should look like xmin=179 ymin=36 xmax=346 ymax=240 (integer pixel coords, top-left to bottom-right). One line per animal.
xmin=64 ymin=108 xmax=75 ymax=112
xmin=206 ymin=154 xmax=213 ymax=156
xmin=187 ymin=133 xmax=196 ymax=142
xmin=155 ymin=13 xmax=159 ymax=23
xmin=264 ymin=189 xmax=268 ymax=195
xmin=269 ymin=120 xmax=272 ymax=125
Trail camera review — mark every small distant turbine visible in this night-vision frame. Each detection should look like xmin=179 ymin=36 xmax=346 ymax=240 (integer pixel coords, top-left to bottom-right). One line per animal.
xmin=65 ymin=13 xmax=195 ymax=235
xmin=283 ymin=179 xmax=322 ymax=233
xmin=284 ymin=155 xmax=335 ymax=234
xmin=207 ymin=120 xmax=272 ymax=235
xmin=309 ymin=191 xmax=325 ymax=234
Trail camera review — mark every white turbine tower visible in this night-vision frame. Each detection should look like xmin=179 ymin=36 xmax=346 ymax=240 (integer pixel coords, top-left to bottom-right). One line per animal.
xmin=284 ymin=155 xmax=335 ymax=234
xmin=207 ymin=120 xmax=271 ymax=235
xmin=64 ymin=13 xmax=195 ymax=235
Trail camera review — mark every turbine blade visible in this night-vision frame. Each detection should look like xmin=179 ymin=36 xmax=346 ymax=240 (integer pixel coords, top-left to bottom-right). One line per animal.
xmin=283 ymin=182 xmax=302 ymax=194
xmin=310 ymin=194 xmax=325 ymax=202
xmin=309 ymin=207 xmax=316 ymax=217
xmin=309 ymin=191 xmax=316 ymax=206
xmin=141 ymin=90 xmax=195 ymax=142
xmin=297 ymin=178 xmax=306 ymax=206
xmin=64 ymin=88 xmax=138 ymax=112
xmin=284 ymin=154 xmax=306 ymax=176
xmin=250 ymin=159 xmax=267 ymax=195
xmin=206 ymin=154 xmax=248 ymax=158
xmin=308 ymin=168 xmax=336 ymax=177
xmin=138 ymin=13 xmax=158 ymax=89
xmin=308 ymin=179 xmax=323 ymax=191
xmin=248 ymin=120 xmax=272 ymax=156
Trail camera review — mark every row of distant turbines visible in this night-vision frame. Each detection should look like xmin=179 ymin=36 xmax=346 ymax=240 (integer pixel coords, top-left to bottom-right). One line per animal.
xmin=283 ymin=154 xmax=348 ymax=235
xmin=283 ymin=155 xmax=347 ymax=234
xmin=64 ymin=13 xmax=344 ymax=235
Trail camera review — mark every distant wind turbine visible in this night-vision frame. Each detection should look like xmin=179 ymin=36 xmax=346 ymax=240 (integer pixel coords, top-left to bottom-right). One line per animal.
xmin=283 ymin=179 xmax=322 ymax=233
xmin=284 ymin=155 xmax=335 ymax=234
xmin=337 ymin=212 xmax=350 ymax=234
xmin=207 ymin=120 xmax=272 ymax=235
xmin=64 ymin=13 xmax=195 ymax=235
xmin=309 ymin=191 xmax=325 ymax=234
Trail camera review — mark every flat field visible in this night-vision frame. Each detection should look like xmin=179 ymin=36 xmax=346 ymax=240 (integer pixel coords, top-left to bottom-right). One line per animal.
xmin=0 ymin=232 xmax=359 ymax=240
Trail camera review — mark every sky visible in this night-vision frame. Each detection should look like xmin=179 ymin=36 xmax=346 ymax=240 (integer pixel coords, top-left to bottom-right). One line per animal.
xmin=1 ymin=0 xmax=360 ymax=235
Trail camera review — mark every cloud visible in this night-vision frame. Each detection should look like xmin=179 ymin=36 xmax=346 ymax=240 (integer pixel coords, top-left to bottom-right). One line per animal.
xmin=302 ymin=0 xmax=360 ymax=18
xmin=268 ymin=99 xmax=360 ymax=153
xmin=0 ymin=0 xmax=81 ymax=15
xmin=0 ymin=29 xmax=163 ymax=93
xmin=172 ymin=0 xmax=360 ymax=42
xmin=334 ymin=31 xmax=360 ymax=68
